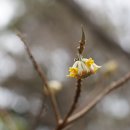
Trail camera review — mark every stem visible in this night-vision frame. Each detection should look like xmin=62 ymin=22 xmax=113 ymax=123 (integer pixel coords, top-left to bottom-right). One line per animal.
xmin=56 ymin=79 xmax=82 ymax=130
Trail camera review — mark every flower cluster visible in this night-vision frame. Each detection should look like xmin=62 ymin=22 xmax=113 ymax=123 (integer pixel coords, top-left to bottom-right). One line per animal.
xmin=67 ymin=58 xmax=101 ymax=79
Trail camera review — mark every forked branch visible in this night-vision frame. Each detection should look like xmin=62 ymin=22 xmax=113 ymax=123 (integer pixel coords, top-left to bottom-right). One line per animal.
xmin=66 ymin=72 xmax=130 ymax=125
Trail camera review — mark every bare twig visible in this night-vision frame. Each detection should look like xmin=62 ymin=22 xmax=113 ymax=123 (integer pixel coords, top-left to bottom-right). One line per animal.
xmin=66 ymin=72 xmax=130 ymax=125
xmin=17 ymin=32 xmax=62 ymax=125
xmin=64 ymin=79 xmax=82 ymax=121
xmin=56 ymin=79 xmax=82 ymax=130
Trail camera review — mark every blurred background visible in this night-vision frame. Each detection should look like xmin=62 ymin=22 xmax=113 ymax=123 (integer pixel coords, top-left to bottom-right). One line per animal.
xmin=0 ymin=0 xmax=130 ymax=130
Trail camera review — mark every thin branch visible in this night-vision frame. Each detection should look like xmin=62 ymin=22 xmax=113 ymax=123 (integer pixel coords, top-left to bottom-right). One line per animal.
xmin=64 ymin=79 xmax=82 ymax=122
xmin=56 ymin=79 xmax=82 ymax=130
xmin=66 ymin=72 xmax=130 ymax=125
xmin=55 ymin=27 xmax=86 ymax=130
xmin=16 ymin=32 xmax=62 ymax=125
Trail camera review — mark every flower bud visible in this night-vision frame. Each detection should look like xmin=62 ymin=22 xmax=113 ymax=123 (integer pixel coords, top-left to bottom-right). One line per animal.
xmin=43 ymin=80 xmax=62 ymax=95
xmin=67 ymin=58 xmax=101 ymax=79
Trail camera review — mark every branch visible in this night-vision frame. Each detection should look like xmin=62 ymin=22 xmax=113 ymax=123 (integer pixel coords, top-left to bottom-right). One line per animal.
xmin=56 ymin=79 xmax=82 ymax=130
xmin=66 ymin=72 xmax=130 ymax=125
xmin=64 ymin=79 xmax=82 ymax=121
xmin=16 ymin=32 xmax=62 ymax=125
xmin=55 ymin=27 xmax=85 ymax=130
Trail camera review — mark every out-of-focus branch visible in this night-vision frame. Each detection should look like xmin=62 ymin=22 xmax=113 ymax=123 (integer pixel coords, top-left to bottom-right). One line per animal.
xmin=17 ymin=32 xmax=62 ymax=126
xmin=31 ymin=101 xmax=46 ymax=129
xmin=66 ymin=72 xmax=130 ymax=125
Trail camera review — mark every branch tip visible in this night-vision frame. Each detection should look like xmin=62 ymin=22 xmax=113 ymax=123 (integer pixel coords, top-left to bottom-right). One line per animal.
xmin=78 ymin=26 xmax=86 ymax=55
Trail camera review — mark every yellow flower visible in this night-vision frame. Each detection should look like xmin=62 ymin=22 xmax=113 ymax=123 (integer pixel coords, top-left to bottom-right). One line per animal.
xmin=67 ymin=58 xmax=101 ymax=79
xmin=68 ymin=67 xmax=78 ymax=78
xmin=85 ymin=58 xmax=94 ymax=67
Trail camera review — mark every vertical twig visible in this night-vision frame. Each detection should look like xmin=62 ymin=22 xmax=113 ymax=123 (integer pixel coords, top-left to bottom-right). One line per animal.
xmin=16 ymin=32 xmax=62 ymax=126
xmin=55 ymin=27 xmax=86 ymax=130
xmin=64 ymin=79 xmax=82 ymax=121
xmin=56 ymin=79 xmax=82 ymax=130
